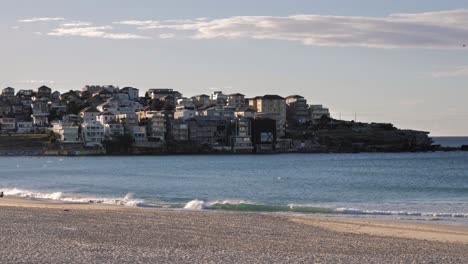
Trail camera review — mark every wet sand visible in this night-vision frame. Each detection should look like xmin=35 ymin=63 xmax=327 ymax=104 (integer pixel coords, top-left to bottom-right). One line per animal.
xmin=1 ymin=197 xmax=467 ymax=263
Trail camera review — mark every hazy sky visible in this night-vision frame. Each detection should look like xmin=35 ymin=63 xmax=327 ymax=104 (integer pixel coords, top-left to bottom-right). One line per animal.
xmin=1 ymin=0 xmax=468 ymax=136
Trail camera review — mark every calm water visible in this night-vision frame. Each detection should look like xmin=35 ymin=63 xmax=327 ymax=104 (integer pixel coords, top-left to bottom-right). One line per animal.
xmin=432 ymin=136 xmax=468 ymax=147
xmin=1 ymin=152 xmax=467 ymax=223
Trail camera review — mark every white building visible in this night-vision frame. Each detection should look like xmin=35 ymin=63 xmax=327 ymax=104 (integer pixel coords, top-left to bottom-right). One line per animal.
xmin=52 ymin=122 xmax=81 ymax=143
xmin=81 ymin=121 xmax=104 ymax=147
xmin=80 ymin=107 xmax=100 ymax=123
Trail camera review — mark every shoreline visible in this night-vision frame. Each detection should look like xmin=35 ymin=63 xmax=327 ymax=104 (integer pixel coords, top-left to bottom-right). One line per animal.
xmin=1 ymin=197 xmax=468 ymax=262
xmin=1 ymin=196 xmax=468 ymax=244
xmin=0 ymin=149 xmax=466 ymax=157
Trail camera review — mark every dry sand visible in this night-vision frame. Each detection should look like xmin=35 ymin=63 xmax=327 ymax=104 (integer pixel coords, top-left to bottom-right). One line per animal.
xmin=0 ymin=197 xmax=467 ymax=263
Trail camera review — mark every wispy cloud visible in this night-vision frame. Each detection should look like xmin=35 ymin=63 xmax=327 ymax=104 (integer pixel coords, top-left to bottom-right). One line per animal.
xmin=48 ymin=25 xmax=150 ymax=40
xmin=115 ymin=9 xmax=468 ymax=49
xmin=18 ymin=80 xmax=55 ymax=84
xmin=432 ymin=66 xmax=468 ymax=77
xmin=159 ymin=33 xmax=175 ymax=39
xmin=61 ymin=21 xmax=93 ymax=27
xmin=18 ymin=17 xmax=65 ymax=23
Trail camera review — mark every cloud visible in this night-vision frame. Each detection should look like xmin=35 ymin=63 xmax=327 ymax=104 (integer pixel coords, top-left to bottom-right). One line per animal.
xmin=18 ymin=17 xmax=65 ymax=23
xmin=18 ymin=80 xmax=55 ymax=84
xmin=115 ymin=9 xmax=468 ymax=49
xmin=48 ymin=25 xmax=150 ymax=40
xmin=432 ymin=66 xmax=468 ymax=77
xmin=159 ymin=33 xmax=175 ymax=39
xmin=61 ymin=21 xmax=93 ymax=27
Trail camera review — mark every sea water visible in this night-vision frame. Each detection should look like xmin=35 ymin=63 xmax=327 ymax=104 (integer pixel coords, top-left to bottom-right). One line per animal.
xmin=1 ymin=152 xmax=467 ymax=224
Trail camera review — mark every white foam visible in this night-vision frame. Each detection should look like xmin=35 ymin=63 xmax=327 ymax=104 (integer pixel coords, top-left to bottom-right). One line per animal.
xmin=184 ymin=199 xmax=207 ymax=210
xmin=183 ymin=199 xmax=251 ymax=210
xmin=1 ymin=188 xmax=144 ymax=207
xmin=335 ymin=208 xmax=468 ymax=218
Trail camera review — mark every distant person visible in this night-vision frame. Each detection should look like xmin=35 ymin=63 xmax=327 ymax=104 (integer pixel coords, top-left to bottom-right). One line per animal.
xmin=0 ymin=191 xmax=3 ymax=198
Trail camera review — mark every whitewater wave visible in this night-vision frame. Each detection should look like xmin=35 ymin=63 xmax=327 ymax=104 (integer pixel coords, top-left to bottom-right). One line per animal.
xmin=182 ymin=200 xmax=468 ymax=218
xmin=1 ymin=188 xmax=144 ymax=206
xmin=335 ymin=208 xmax=468 ymax=218
xmin=2 ymin=189 xmax=467 ymax=219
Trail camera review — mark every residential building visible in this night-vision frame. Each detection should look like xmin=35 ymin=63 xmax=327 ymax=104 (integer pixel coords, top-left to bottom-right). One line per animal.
xmin=31 ymin=101 xmax=49 ymax=128
xmin=147 ymin=112 xmax=166 ymax=142
xmin=227 ymin=93 xmax=245 ymax=109
xmin=131 ymin=126 xmax=148 ymax=142
xmin=82 ymin=85 xmax=119 ymax=94
xmin=174 ymin=106 xmax=195 ymax=121
xmin=191 ymin=94 xmax=210 ymax=108
xmin=187 ymin=116 xmax=230 ymax=146
xmin=97 ymin=112 xmax=116 ymax=124
xmin=16 ymin=121 xmax=33 ymax=133
xmin=17 ymin=89 xmax=34 ymax=97
xmin=230 ymin=118 xmax=253 ymax=153
xmin=0 ymin=117 xmax=16 ymax=131
xmin=80 ymin=107 xmax=100 ymax=122
xmin=286 ymin=95 xmax=310 ymax=125
xmin=115 ymin=113 xmax=138 ymax=125
xmin=235 ymin=106 xmax=256 ymax=118
xmin=2 ymin=87 xmax=15 ymax=97
xmin=170 ymin=119 xmax=189 ymax=142
xmin=248 ymin=95 xmax=287 ymax=137
xmin=120 ymin=87 xmax=139 ymax=101
xmin=0 ymin=101 xmax=11 ymax=115
xmin=148 ymin=88 xmax=182 ymax=103
xmin=309 ymin=105 xmax=331 ymax=124
xmin=62 ymin=114 xmax=80 ymax=124
xmin=251 ymin=117 xmax=277 ymax=152
xmin=211 ymin=91 xmax=227 ymax=105
xmin=81 ymin=121 xmax=104 ymax=147
xmin=37 ymin=85 xmax=52 ymax=98
xmin=176 ymin=98 xmax=195 ymax=108
xmin=52 ymin=122 xmax=81 ymax=143
xmin=104 ymin=123 xmax=125 ymax=140
xmin=197 ymin=105 xmax=236 ymax=119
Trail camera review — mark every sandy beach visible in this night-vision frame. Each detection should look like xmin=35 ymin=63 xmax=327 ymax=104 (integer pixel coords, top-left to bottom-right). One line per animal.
xmin=0 ymin=197 xmax=467 ymax=263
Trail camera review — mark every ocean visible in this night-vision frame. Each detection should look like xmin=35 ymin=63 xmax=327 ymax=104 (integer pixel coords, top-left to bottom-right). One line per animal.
xmin=1 ymin=152 xmax=467 ymax=224
xmin=432 ymin=136 xmax=468 ymax=147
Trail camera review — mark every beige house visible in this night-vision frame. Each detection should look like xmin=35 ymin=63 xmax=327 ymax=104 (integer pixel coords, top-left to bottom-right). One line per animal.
xmin=248 ymin=95 xmax=287 ymax=137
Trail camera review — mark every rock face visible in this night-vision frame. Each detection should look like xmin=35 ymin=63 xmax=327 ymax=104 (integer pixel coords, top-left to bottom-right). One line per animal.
xmin=287 ymin=120 xmax=433 ymax=153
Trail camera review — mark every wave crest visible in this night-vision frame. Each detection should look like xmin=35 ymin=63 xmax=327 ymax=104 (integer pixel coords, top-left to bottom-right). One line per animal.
xmin=1 ymin=188 xmax=143 ymax=207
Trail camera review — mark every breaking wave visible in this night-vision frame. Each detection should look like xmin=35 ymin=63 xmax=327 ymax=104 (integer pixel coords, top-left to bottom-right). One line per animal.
xmin=183 ymin=200 xmax=468 ymax=218
xmin=2 ymin=189 xmax=467 ymax=219
xmin=1 ymin=188 xmax=144 ymax=206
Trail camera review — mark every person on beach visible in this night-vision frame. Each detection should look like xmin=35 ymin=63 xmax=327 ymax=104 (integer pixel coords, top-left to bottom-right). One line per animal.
xmin=0 ymin=191 xmax=3 ymax=198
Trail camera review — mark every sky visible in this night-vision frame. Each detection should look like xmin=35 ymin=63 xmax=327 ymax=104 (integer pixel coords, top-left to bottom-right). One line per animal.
xmin=1 ymin=0 xmax=468 ymax=136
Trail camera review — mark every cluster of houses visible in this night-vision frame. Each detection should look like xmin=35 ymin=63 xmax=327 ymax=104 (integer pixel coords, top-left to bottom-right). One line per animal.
xmin=0 ymin=85 xmax=330 ymax=153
